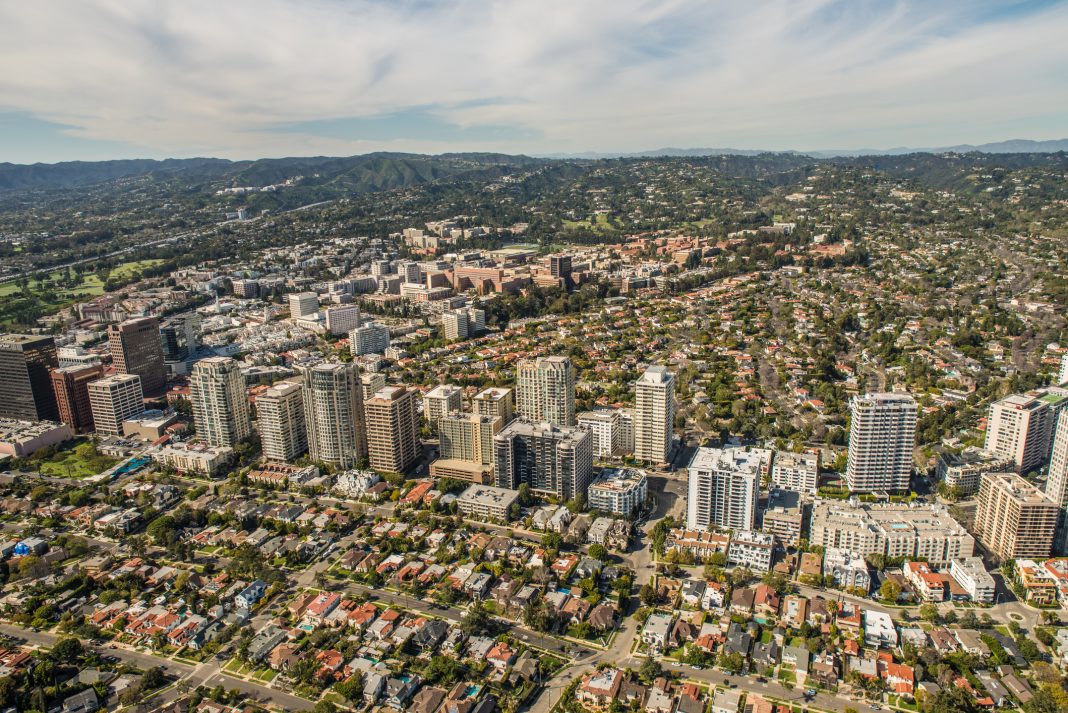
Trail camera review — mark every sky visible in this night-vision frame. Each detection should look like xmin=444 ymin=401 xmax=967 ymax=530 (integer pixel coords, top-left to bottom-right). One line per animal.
xmin=1 ymin=0 xmax=1066 ymax=164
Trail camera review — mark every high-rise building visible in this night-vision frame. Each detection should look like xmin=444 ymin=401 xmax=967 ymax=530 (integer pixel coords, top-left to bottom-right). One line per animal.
xmin=516 ymin=355 xmax=575 ymax=426
xmin=985 ymin=388 xmax=1068 ymax=474
xmin=399 ymin=261 xmax=422 ymax=284
xmin=256 ymin=381 xmax=307 ymax=463
xmin=771 ymin=451 xmax=820 ymax=495
xmin=617 ymin=409 xmax=635 ymax=454
xmin=108 ymin=317 xmax=166 ymax=396
xmin=685 ymin=447 xmax=761 ymax=532
xmin=577 ymin=409 xmax=620 ymax=457
xmin=349 ymin=323 xmax=390 ymax=356
xmin=50 ymin=364 xmax=105 ymax=432
xmin=190 ymin=357 xmax=251 ymax=448
xmin=438 ymin=412 xmax=500 ymax=465
xmin=975 ymin=471 xmax=1059 ymax=561
xmin=634 ymin=365 xmax=675 ymax=464
xmin=442 ymin=307 xmax=486 ymax=341
xmin=549 ymin=254 xmax=573 ymax=280
xmin=302 ymin=363 xmax=366 ymax=469
xmin=359 ymin=371 xmax=386 ymax=401
xmin=1060 ymin=353 xmax=1068 ymax=385
xmin=364 ymin=385 xmax=419 ymax=474
xmin=288 ymin=292 xmax=320 ymax=319
xmin=324 ymin=304 xmax=361 ymax=336
xmin=845 ymin=392 xmax=917 ymax=492
xmin=0 ymin=334 xmax=59 ymax=421
xmin=494 ymin=419 xmax=593 ymax=501
xmin=473 ymin=387 xmax=514 ymax=426
xmin=423 ymin=384 xmax=463 ymax=425
xmin=159 ymin=313 xmax=200 ymax=363
xmin=1045 ymin=409 xmax=1068 ymax=553
xmin=88 ymin=374 xmax=145 ymax=435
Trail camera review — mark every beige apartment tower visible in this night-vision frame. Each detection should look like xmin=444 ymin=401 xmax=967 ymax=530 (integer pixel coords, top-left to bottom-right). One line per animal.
xmin=845 ymin=392 xmax=917 ymax=493
xmin=364 ymin=385 xmax=419 ymax=474
xmin=302 ymin=362 xmax=366 ymax=469
xmin=473 ymin=387 xmax=515 ymax=426
xmin=634 ymin=365 xmax=675 ymax=464
xmin=190 ymin=357 xmax=251 ymax=448
xmin=256 ymin=380 xmax=307 ymax=463
xmin=975 ymin=471 xmax=1059 ymax=561
xmin=516 ymin=355 xmax=575 ymax=427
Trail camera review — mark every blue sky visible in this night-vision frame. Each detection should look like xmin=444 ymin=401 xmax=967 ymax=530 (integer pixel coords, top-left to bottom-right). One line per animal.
xmin=0 ymin=0 xmax=1066 ymax=163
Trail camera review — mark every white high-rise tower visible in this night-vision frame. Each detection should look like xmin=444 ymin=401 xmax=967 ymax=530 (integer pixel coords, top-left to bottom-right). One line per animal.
xmin=634 ymin=366 xmax=675 ymax=464
xmin=845 ymin=392 xmax=917 ymax=492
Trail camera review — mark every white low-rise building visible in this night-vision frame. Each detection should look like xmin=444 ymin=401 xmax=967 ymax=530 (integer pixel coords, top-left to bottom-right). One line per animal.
xmin=949 ymin=557 xmax=996 ymax=603
xmin=588 ymin=468 xmax=647 ymax=515
xmin=727 ymin=530 xmax=774 ymax=572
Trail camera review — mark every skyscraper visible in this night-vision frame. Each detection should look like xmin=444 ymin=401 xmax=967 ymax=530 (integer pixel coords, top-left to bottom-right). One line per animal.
xmin=1060 ymin=353 xmax=1068 ymax=386
xmin=88 ymin=374 xmax=145 ymax=435
xmin=50 ymin=363 xmax=105 ymax=432
xmin=288 ymin=292 xmax=320 ymax=319
xmin=516 ymin=355 xmax=575 ymax=426
xmin=976 ymin=471 xmax=1059 ymax=561
xmin=984 ymin=388 xmax=1068 ymax=474
xmin=256 ymin=380 xmax=307 ymax=463
xmin=159 ymin=313 xmax=200 ymax=363
xmin=302 ymin=362 xmax=366 ymax=469
xmin=0 ymin=334 xmax=59 ymax=421
xmin=686 ymin=447 xmax=761 ymax=531
xmin=493 ymin=419 xmax=593 ymax=501
xmin=108 ymin=317 xmax=166 ymax=396
xmin=190 ymin=357 xmax=251 ymax=448
xmin=439 ymin=412 xmax=500 ymax=466
xmin=634 ymin=365 xmax=675 ymax=464
xmin=364 ymin=385 xmax=419 ymax=474
xmin=845 ymin=392 xmax=917 ymax=493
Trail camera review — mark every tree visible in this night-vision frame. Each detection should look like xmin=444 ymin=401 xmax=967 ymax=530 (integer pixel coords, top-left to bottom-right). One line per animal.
xmin=880 ymin=579 xmax=902 ymax=602
xmin=588 ymin=544 xmax=607 ymax=560
xmin=335 ymin=675 xmax=364 ymax=703
xmin=460 ymin=601 xmax=491 ymax=635
xmin=140 ymin=666 xmax=166 ymax=691
xmin=639 ymin=583 xmax=657 ymax=607
xmin=52 ymin=637 xmax=83 ymax=663
xmin=919 ymin=603 xmax=940 ymax=623
xmin=638 ymin=657 xmax=662 ymax=684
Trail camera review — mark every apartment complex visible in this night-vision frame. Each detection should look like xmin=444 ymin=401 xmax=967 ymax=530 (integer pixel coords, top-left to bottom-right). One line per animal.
xmin=771 ymin=450 xmax=820 ymax=495
xmin=364 ymin=386 xmax=419 ymax=474
xmin=442 ymin=307 xmax=485 ymax=341
xmin=349 ymin=322 xmax=390 ymax=356
xmin=975 ymin=471 xmax=1059 ymax=561
xmin=516 ymin=356 xmax=575 ymax=427
xmin=190 ymin=357 xmax=251 ymax=448
xmin=423 ymin=384 xmax=463 ymax=424
xmin=456 ymin=484 xmax=519 ymax=521
xmin=108 ymin=316 xmax=166 ymax=396
xmin=301 ymin=363 xmax=366 ymax=469
xmin=588 ymin=468 xmax=648 ymax=515
xmin=577 ymin=409 xmax=621 ymax=458
xmin=50 ymin=363 xmax=104 ymax=432
xmin=845 ymin=392 xmax=917 ymax=492
xmin=473 ymin=387 xmax=515 ymax=426
xmin=0 ymin=334 xmax=59 ymax=421
xmin=633 ymin=365 xmax=675 ymax=464
xmin=88 ymin=374 xmax=145 ymax=436
xmin=809 ymin=500 xmax=974 ymax=566
xmin=256 ymin=381 xmax=307 ymax=463
xmin=984 ymin=388 xmax=1068 ymax=474
xmin=685 ymin=447 xmax=761 ymax=532
xmin=937 ymin=447 xmax=1012 ymax=495
xmin=761 ymin=488 xmax=804 ymax=546
xmin=494 ymin=419 xmax=593 ymax=501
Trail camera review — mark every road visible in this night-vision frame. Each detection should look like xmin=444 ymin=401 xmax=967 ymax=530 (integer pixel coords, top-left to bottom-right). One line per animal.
xmin=0 ymin=623 xmax=313 ymax=711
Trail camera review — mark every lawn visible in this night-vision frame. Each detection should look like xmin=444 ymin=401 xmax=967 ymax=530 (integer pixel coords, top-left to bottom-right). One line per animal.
xmin=0 ymin=258 xmax=163 ymax=299
xmin=33 ymin=439 xmax=120 ymax=478
xmin=562 ymin=213 xmax=614 ymax=233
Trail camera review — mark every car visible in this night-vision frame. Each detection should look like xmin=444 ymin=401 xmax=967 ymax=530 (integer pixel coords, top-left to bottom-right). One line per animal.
xmin=671 ymin=662 xmax=680 ymax=667
xmin=691 ymin=665 xmax=703 ymax=670
xmin=756 ymin=676 xmax=767 ymax=683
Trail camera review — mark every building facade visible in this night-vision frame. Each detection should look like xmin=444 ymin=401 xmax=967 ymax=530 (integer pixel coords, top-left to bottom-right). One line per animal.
xmin=190 ymin=357 xmax=251 ymax=448
xmin=494 ymin=419 xmax=593 ymax=501
xmin=88 ymin=374 xmax=145 ymax=436
xmin=588 ymin=468 xmax=647 ymax=515
xmin=577 ymin=409 xmax=620 ymax=458
xmin=288 ymin=292 xmax=319 ymax=319
xmin=845 ymin=392 xmax=917 ymax=492
xmin=50 ymin=363 xmax=104 ymax=432
xmin=108 ymin=317 xmax=167 ymax=396
xmin=975 ymin=471 xmax=1059 ymax=561
xmin=349 ymin=322 xmax=391 ymax=356
xmin=473 ymin=387 xmax=515 ymax=426
xmin=771 ymin=450 xmax=820 ymax=495
xmin=423 ymin=384 xmax=463 ymax=425
xmin=633 ymin=365 xmax=675 ymax=464
xmin=516 ymin=356 xmax=576 ymax=427
xmin=363 ymin=385 xmax=419 ymax=474
xmin=0 ymin=334 xmax=59 ymax=421
xmin=985 ymin=388 xmax=1068 ymax=474
xmin=302 ymin=363 xmax=367 ymax=469
xmin=686 ymin=447 xmax=761 ymax=532
xmin=256 ymin=380 xmax=307 ymax=463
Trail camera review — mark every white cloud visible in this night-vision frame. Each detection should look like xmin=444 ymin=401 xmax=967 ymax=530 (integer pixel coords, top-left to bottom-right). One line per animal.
xmin=0 ymin=0 xmax=1066 ymax=160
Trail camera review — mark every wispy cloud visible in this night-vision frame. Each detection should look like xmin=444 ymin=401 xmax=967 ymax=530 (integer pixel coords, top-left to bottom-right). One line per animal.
xmin=0 ymin=0 xmax=1065 ymax=161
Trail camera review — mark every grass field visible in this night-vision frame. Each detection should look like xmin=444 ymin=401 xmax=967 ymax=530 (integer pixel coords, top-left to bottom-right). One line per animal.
xmin=0 ymin=258 xmax=165 ymax=298
xmin=563 ymin=213 xmax=614 ymax=233
xmin=34 ymin=440 xmax=120 ymax=478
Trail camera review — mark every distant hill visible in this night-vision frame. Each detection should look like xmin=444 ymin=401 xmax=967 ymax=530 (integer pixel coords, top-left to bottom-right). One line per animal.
xmin=0 ymin=152 xmax=545 ymax=194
